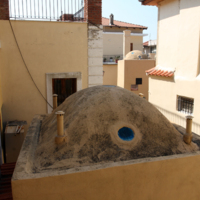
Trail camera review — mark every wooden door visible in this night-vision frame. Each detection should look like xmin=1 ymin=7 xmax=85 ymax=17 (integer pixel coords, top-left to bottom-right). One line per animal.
xmin=52 ymin=78 xmax=77 ymax=106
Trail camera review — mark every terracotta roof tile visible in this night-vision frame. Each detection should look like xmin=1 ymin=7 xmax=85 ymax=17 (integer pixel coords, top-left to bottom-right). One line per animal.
xmin=145 ymin=67 xmax=175 ymax=77
xmin=143 ymin=41 xmax=149 ymax=46
xmin=102 ymin=17 xmax=147 ymax=29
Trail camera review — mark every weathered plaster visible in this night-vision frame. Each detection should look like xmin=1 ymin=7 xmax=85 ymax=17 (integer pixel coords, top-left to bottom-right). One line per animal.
xmin=88 ymin=25 xmax=103 ymax=87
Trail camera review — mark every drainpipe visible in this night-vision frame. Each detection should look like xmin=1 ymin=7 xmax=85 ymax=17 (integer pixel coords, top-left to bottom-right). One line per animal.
xmin=139 ymin=93 xmax=144 ymax=98
xmin=53 ymin=94 xmax=58 ymax=110
xmin=183 ymin=115 xmax=193 ymax=144
xmin=55 ymin=111 xmax=66 ymax=144
xmin=123 ymin=30 xmax=131 ymax=59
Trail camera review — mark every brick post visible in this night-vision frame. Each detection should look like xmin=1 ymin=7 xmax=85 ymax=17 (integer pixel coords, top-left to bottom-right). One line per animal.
xmin=84 ymin=0 xmax=102 ymax=25
xmin=0 ymin=0 xmax=9 ymax=20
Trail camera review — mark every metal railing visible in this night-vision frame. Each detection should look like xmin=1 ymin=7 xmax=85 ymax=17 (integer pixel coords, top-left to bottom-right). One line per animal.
xmin=103 ymin=55 xmax=123 ymax=63
xmin=9 ymin=0 xmax=84 ymax=21
xmin=154 ymin=104 xmax=200 ymax=135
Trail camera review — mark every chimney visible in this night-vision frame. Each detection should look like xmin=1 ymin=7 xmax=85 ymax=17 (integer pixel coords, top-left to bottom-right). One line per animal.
xmin=183 ymin=115 xmax=193 ymax=145
xmin=84 ymin=0 xmax=102 ymax=25
xmin=55 ymin=111 xmax=66 ymax=144
xmin=109 ymin=14 xmax=114 ymax=25
xmin=53 ymin=94 xmax=58 ymax=110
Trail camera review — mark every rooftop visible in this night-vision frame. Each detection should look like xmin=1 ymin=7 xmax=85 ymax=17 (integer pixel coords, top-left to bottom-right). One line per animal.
xmin=102 ymin=17 xmax=147 ymax=29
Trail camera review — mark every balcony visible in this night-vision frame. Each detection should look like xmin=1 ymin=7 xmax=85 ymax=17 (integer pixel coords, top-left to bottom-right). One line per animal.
xmin=103 ymin=55 xmax=123 ymax=64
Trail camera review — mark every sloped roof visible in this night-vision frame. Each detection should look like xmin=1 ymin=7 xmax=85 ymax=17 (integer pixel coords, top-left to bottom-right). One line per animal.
xmin=146 ymin=67 xmax=174 ymax=77
xmin=143 ymin=40 xmax=157 ymax=46
xmin=102 ymin=17 xmax=147 ymax=29
xmin=143 ymin=41 xmax=149 ymax=46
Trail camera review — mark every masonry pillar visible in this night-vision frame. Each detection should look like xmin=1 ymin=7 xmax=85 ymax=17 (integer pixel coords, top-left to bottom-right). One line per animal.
xmin=123 ymin=30 xmax=131 ymax=59
xmin=0 ymin=0 xmax=9 ymax=20
xmin=85 ymin=0 xmax=103 ymax=87
xmin=84 ymin=0 xmax=102 ymax=25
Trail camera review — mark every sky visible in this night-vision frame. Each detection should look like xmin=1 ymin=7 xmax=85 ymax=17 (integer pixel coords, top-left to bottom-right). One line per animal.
xmin=102 ymin=0 xmax=158 ymax=42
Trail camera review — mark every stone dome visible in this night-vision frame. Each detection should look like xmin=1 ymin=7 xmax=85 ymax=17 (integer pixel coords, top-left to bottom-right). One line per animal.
xmin=34 ymin=86 xmax=198 ymax=171
xmin=125 ymin=50 xmax=148 ymax=60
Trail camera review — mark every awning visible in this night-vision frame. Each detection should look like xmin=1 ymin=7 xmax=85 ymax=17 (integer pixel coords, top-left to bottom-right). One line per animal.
xmin=145 ymin=67 xmax=174 ymax=77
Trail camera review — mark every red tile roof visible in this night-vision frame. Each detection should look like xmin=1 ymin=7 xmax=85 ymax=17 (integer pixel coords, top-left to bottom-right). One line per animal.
xmin=145 ymin=67 xmax=174 ymax=77
xmin=143 ymin=41 xmax=149 ymax=46
xmin=102 ymin=17 xmax=147 ymax=29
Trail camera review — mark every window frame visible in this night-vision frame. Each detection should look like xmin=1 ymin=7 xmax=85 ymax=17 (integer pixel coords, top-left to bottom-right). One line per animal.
xmin=177 ymin=96 xmax=194 ymax=114
xmin=136 ymin=78 xmax=142 ymax=85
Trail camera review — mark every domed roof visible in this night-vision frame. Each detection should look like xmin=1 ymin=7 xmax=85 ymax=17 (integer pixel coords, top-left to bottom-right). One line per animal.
xmin=34 ymin=86 xmax=197 ymax=171
xmin=125 ymin=50 xmax=148 ymax=60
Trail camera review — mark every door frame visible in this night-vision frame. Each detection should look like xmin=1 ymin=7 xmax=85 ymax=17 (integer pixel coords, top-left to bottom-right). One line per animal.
xmin=46 ymin=72 xmax=82 ymax=113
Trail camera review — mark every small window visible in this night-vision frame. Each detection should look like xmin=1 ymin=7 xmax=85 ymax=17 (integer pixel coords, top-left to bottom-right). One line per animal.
xmin=136 ymin=78 xmax=142 ymax=85
xmin=177 ymin=96 xmax=194 ymax=114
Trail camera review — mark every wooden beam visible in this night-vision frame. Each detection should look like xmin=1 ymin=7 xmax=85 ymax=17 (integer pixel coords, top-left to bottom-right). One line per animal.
xmin=142 ymin=0 xmax=164 ymax=6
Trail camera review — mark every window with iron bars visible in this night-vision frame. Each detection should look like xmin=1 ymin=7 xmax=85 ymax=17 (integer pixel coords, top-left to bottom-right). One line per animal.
xmin=177 ymin=96 xmax=194 ymax=114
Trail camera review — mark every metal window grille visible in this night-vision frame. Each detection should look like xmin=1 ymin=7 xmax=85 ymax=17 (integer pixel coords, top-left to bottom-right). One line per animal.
xmin=9 ymin=0 xmax=84 ymax=21
xmin=136 ymin=78 xmax=142 ymax=85
xmin=177 ymin=96 xmax=194 ymax=114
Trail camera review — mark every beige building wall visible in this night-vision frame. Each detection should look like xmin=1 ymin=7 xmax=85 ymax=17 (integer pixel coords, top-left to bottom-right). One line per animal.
xmin=103 ymin=33 xmax=143 ymax=56
xmin=0 ymin=20 xmax=88 ymax=133
xmin=12 ymin=152 xmax=200 ymax=200
xmin=149 ymin=0 xmax=200 ymax=134
xmin=103 ymin=64 xmax=117 ymax=86
xmin=118 ymin=60 xmax=156 ymax=100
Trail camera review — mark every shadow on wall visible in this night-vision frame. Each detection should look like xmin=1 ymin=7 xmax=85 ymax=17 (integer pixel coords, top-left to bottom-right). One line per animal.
xmin=149 ymin=75 xmax=175 ymax=83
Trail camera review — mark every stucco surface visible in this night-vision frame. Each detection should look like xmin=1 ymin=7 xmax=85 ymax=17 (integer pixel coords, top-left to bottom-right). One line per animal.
xmin=103 ymin=33 xmax=143 ymax=55
xmin=0 ymin=20 xmax=88 ymax=134
xmin=103 ymin=64 xmax=117 ymax=85
xmin=33 ymin=86 xmax=198 ymax=172
xmin=149 ymin=0 xmax=200 ymax=133
xmin=11 ymin=152 xmax=200 ymax=200
xmin=118 ymin=60 xmax=155 ymax=100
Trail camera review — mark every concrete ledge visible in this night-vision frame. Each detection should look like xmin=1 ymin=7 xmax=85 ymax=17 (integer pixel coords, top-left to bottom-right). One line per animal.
xmin=12 ymin=114 xmax=200 ymax=200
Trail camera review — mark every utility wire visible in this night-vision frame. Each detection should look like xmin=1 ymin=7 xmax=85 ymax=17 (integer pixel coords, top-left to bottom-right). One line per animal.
xmin=9 ymin=20 xmax=53 ymax=109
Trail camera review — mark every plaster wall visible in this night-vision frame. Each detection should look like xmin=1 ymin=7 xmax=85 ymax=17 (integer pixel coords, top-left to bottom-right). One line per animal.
xmin=117 ymin=60 xmax=124 ymax=88
xmin=118 ymin=60 xmax=155 ymax=100
xmin=103 ymin=64 xmax=117 ymax=86
xmin=12 ymin=152 xmax=200 ymax=200
xmin=149 ymin=0 xmax=200 ymax=134
xmin=0 ymin=20 xmax=88 ymax=132
xmin=157 ymin=0 xmax=200 ymax=78
xmin=103 ymin=33 xmax=143 ymax=56
xmin=149 ymin=77 xmax=200 ymax=134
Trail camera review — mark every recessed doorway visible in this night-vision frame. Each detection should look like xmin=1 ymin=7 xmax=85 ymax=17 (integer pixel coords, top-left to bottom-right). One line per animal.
xmin=52 ymin=78 xmax=77 ymax=106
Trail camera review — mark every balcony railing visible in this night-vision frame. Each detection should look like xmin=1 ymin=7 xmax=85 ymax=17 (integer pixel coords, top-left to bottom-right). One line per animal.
xmin=9 ymin=0 xmax=84 ymax=21
xmin=103 ymin=55 xmax=123 ymax=64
